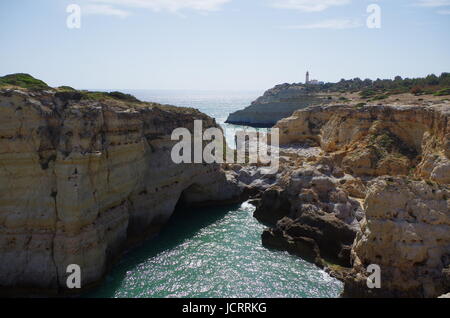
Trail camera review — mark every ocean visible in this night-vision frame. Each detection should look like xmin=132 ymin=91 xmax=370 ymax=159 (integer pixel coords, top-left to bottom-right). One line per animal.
xmin=86 ymin=90 xmax=343 ymax=298
xmin=125 ymin=89 xmax=268 ymax=147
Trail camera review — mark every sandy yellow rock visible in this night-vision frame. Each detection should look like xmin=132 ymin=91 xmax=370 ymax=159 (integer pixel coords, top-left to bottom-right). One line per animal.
xmin=0 ymin=89 xmax=242 ymax=293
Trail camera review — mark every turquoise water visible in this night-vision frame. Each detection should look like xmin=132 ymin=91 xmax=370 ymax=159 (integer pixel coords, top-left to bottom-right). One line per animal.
xmin=86 ymin=90 xmax=343 ymax=298
xmin=125 ymin=89 xmax=268 ymax=147
xmin=88 ymin=202 xmax=343 ymax=298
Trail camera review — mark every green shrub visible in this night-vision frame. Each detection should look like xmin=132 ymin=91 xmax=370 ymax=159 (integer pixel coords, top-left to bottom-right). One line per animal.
xmin=57 ymin=86 xmax=76 ymax=91
xmin=433 ymin=88 xmax=450 ymax=96
xmin=360 ymin=89 xmax=377 ymax=98
xmin=371 ymin=95 xmax=388 ymax=101
xmin=377 ymin=133 xmax=395 ymax=149
xmin=78 ymin=91 xmax=142 ymax=103
xmin=79 ymin=91 xmax=108 ymax=101
xmin=107 ymin=91 xmax=141 ymax=103
xmin=0 ymin=73 xmax=50 ymax=90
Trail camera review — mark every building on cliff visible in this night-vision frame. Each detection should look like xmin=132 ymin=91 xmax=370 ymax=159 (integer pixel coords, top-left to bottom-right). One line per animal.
xmin=305 ymin=71 xmax=323 ymax=85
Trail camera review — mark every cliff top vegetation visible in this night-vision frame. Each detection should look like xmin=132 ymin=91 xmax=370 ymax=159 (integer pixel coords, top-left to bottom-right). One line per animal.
xmin=0 ymin=73 xmax=201 ymax=115
xmin=0 ymin=73 xmax=50 ymax=90
xmin=289 ymin=72 xmax=450 ymax=97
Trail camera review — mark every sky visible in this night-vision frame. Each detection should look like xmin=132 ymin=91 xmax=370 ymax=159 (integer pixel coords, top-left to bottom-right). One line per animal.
xmin=0 ymin=0 xmax=449 ymax=90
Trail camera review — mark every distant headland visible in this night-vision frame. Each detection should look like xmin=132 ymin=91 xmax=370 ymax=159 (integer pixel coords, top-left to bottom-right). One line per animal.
xmin=225 ymin=72 xmax=450 ymax=127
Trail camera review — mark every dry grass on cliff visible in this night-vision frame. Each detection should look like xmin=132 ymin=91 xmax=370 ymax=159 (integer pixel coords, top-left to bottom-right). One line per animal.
xmin=324 ymin=91 xmax=450 ymax=107
xmin=0 ymin=73 xmax=204 ymax=116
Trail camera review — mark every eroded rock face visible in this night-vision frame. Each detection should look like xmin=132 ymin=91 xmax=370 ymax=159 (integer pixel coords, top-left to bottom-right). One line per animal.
xmin=343 ymin=177 xmax=450 ymax=298
xmin=0 ymin=89 xmax=242 ymax=294
xmin=276 ymin=104 xmax=450 ymax=184
xmin=226 ymin=84 xmax=329 ymax=127
xmin=255 ymin=162 xmax=363 ymax=267
xmin=262 ymin=102 xmax=450 ymax=297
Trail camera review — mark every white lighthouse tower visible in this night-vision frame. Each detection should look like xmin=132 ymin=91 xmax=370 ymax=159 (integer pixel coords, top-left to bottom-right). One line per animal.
xmin=305 ymin=71 xmax=310 ymax=84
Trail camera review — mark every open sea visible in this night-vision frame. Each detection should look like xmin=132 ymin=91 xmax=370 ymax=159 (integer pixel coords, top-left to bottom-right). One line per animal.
xmin=86 ymin=90 xmax=343 ymax=298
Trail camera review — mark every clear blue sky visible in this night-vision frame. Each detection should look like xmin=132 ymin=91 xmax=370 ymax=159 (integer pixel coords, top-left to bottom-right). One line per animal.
xmin=1 ymin=0 xmax=449 ymax=90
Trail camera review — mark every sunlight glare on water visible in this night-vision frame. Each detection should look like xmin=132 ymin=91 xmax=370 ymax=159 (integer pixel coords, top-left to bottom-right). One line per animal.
xmin=88 ymin=202 xmax=343 ymax=298
xmin=86 ymin=90 xmax=343 ymax=298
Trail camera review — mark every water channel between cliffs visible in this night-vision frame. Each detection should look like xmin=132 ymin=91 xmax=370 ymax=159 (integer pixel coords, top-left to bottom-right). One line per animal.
xmin=86 ymin=201 xmax=343 ymax=298
xmin=85 ymin=90 xmax=343 ymax=298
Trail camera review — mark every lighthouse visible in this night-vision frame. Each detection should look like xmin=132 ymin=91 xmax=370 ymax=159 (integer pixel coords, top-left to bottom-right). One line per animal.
xmin=305 ymin=71 xmax=310 ymax=84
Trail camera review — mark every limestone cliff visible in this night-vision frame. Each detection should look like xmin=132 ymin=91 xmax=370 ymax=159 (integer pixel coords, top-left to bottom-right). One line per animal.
xmin=0 ymin=88 xmax=242 ymax=294
xmin=344 ymin=177 xmax=449 ymax=297
xmin=276 ymin=104 xmax=450 ymax=184
xmin=256 ymin=162 xmax=363 ymax=268
xmin=255 ymin=102 xmax=450 ymax=297
xmin=225 ymin=83 xmax=329 ymax=127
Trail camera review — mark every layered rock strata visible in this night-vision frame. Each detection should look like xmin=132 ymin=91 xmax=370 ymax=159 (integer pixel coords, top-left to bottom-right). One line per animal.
xmin=226 ymin=83 xmax=329 ymax=127
xmin=342 ymin=177 xmax=450 ymax=297
xmin=256 ymin=102 xmax=450 ymax=297
xmin=276 ymin=104 xmax=449 ymax=184
xmin=0 ymin=89 xmax=242 ymax=294
xmin=256 ymin=162 xmax=363 ymax=267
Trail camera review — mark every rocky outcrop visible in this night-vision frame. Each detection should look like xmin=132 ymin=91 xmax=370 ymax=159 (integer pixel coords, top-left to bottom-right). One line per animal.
xmin=226 ymin=83 xmax=329 ymax=127
xmin=0 ymin=89 xmax=243 ymax=294
xmin=259 ymin=102 xmax=450 ymax=297
xmin=255 ymin=161 xmax=364 ymax=267
xmin=276 ymin=104 xmax=450 ymax=184
xmin=343 ymin=177 xmax=450 ymax=298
